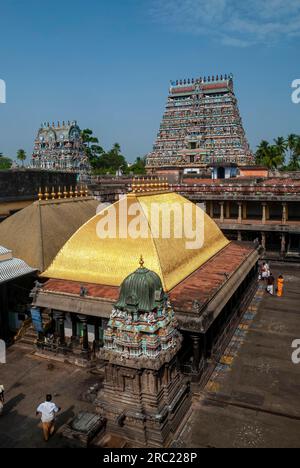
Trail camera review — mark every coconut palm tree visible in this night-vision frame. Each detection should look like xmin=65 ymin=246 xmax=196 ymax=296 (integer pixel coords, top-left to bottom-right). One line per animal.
xmin=256 ymin=140 xmax=270 ymax=165
xmin=274 ymin=136 xmax=287 ymax=157
xmin=17 ymin=149 xmax=26 ymax=167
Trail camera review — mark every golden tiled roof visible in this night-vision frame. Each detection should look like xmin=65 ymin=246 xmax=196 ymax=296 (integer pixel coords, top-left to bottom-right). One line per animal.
xmin=0 ymin=197 xmax=99 ymax=271
xmin=42 ymin=187 xmax=229 ymax=291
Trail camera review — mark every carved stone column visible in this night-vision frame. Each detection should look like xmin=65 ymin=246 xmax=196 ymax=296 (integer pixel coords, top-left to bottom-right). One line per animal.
xmin=78 ymin=315 xmax=89 ymax=353
xmin=262 ymin=203 xmax=267 ymax=224
xmin=57 ymin=313 xmax=66 ymax=346
xmin=238 ymin=202 xmax=243 ymax=224
xmin=219 ymin=202 xmax=225 ymax=223
xmin=282 ymin=203 xmax=287 ymax=225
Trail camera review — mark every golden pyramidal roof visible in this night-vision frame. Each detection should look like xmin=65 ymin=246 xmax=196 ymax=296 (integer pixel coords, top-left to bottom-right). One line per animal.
xmin=42 ymin=187 xmax=229 ymax=291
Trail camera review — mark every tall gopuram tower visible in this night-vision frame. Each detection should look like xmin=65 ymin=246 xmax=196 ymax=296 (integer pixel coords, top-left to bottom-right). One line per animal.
xmin=96 ymin=258 xmax=191 ymax=448
xmin=31 ymin=121 xmax=90 ymax=174
xmin=147 ymin=74 xmax=254 ymax=175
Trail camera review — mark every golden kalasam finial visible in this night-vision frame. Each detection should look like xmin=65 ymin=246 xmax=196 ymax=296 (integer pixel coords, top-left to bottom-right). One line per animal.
xmin=139 ymin=255 xmax=145 ymax=268
xmin=80 ymin=186 xmax=84 ymax=197
xmin=69 ymin=186 xmax=74 ymax=198
xmin=38 ymin=187 xmax=43 ymax=201
xmin=85 ymin=185 xmax=89 ymax=197
xmin=44 ymin=187 xmax=49 ymax=201
xmin=57 ymin=186 xmax=62 ymax=199
xmin=63 ymin=186 xmax=68 ymax=199
xmin=51 ymin=187 xmax=56 ymax=200
xmin=74 ymin=186 xmax=78 ymax=198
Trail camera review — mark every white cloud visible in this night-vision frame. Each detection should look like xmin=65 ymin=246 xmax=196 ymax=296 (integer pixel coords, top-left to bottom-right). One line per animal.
xmin=149 ymin=0 xmax=300 ymax=46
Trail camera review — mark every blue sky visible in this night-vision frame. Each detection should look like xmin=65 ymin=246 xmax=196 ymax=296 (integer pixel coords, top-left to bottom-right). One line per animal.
xmin=0 ymin=0 xmax=299 ymax=162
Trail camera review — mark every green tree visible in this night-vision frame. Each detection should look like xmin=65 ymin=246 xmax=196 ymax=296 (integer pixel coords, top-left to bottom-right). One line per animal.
xmin=0 ymin=153 xmax=13 ymax=170
xmin=17 ymin=148 xmax=27 ymax=167
xmin=274 ymin=137 xmax=287 ymax=157
xmin=95 ymin=143 xmax=128 ymax=175
xmin=129 ymin=156 xmax=147 ymax=175
xmin=81 ymin=129 xmax=105 ymax=169
xmin=255 ymin=140 xmax=270 ymax=165
xmin=255 ymin=141 xmax=285 ymax=170
xmin=287 ymin=135 xmax=300 ymax=171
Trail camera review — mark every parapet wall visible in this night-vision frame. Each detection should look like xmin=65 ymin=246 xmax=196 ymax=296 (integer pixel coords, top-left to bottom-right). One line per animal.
xmin=0 ymin=169 xmax=78 ymax=201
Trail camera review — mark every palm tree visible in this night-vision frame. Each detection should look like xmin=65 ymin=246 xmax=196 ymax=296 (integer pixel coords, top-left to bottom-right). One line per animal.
xmin=287 ymin=134 xmax=297 ymax=153
xmin=288 ymin=136 xmax=300 ymax=170
xmin=264 ymin=146 xmax=285 ymax=170
xmin=17 ymin=149 xmax=26 ymax=167
xmin=256 ymin=140 xmax=270 ymax=165
xmin=274 ymin=136 xmax=287 ymax=156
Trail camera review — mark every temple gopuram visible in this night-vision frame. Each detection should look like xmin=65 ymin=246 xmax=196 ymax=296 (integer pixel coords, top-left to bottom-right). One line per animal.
xmin=147 ymin=74 xmax=254 ymax=178
xmin=31 ymin=121 xmax=90 ymax=174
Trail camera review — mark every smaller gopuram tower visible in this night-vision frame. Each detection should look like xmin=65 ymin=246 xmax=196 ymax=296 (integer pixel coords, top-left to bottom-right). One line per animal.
xmin=96 ymin=257 xmax=191 ymax=448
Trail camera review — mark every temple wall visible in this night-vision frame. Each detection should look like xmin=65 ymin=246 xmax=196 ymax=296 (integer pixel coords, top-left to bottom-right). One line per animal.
xmin=0 ymin=169 xmax=77 ymax=200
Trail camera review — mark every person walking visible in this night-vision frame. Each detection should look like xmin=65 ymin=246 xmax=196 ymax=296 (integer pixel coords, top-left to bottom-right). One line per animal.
xmin=36 ymin=394 xmax=61 ymax=442
xmin=267 ymin=273 xmax=275 ymax=295
xmin=0 ymin=385 xmax=4 ymax=416
xmin=277 ymin=275 xmax=284 ymax=297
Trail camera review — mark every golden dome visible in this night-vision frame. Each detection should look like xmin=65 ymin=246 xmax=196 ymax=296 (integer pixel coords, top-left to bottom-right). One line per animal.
xmin=42 ymin=192 xmax=229 ymax=291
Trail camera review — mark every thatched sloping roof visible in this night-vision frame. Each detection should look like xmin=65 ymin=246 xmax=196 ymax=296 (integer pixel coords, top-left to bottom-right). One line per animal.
xmin=0 ymin=197 xmax=99 ymax=272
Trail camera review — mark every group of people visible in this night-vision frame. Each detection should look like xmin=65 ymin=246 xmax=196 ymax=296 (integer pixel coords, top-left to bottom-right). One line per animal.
xmin=259 ymin=262 xmax=284 ymax=297
xmin=0 ymin=387 xmax=60 ymax=442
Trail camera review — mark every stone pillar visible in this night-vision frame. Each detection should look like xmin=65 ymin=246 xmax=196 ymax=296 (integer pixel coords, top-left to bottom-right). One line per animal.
xmin=261 ymin=232 xmax=266 ymax=250
xmin=281 ymin=234 xmax=286 ymax=256
xmin=219 ymin=202 xmax=225 ymax=223
xmin=57 ymin=313 xmax=66 ymax=346
xmin=238 ymin=202 xmax=243 ymax=224
xmin=237 ymin=231 xmax=242 ymax=242
xmin=78 ymin=315 xmax=89 ymax=353
xmin=191 ymin=334 xmax=201 ymax=372
xmin=262 ymin=203 xmax=267 ymax=224
xmin=282 ymin=203 xmax=288 ymax=224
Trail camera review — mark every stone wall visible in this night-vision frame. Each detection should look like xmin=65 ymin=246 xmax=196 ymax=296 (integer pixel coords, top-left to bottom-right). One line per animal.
xmin=0 ymin=169 xmax=78 ymax=202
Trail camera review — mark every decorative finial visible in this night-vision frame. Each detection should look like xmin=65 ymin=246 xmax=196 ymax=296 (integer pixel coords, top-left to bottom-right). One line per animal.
xmin=51 ymin=187 xmax=56 ymax=200
xmin=139 ymin=255 xmax=145 ymax=268
xmin=38 ymin=187 xmax=43 ymax=201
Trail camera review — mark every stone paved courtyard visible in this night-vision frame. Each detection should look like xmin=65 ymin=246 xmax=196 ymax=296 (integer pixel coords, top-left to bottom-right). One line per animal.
xmin=0 ymin=264 xmax=300 ymax=448
xmin=0 ymin=350 xmax=100 ymax=448
xmin=178 ymin=264 xmax=300 ymax=448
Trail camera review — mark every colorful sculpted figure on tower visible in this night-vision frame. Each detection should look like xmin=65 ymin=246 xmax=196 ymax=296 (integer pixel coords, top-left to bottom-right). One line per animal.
xmin=31 ymin=121 xmax=90 ymax=174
